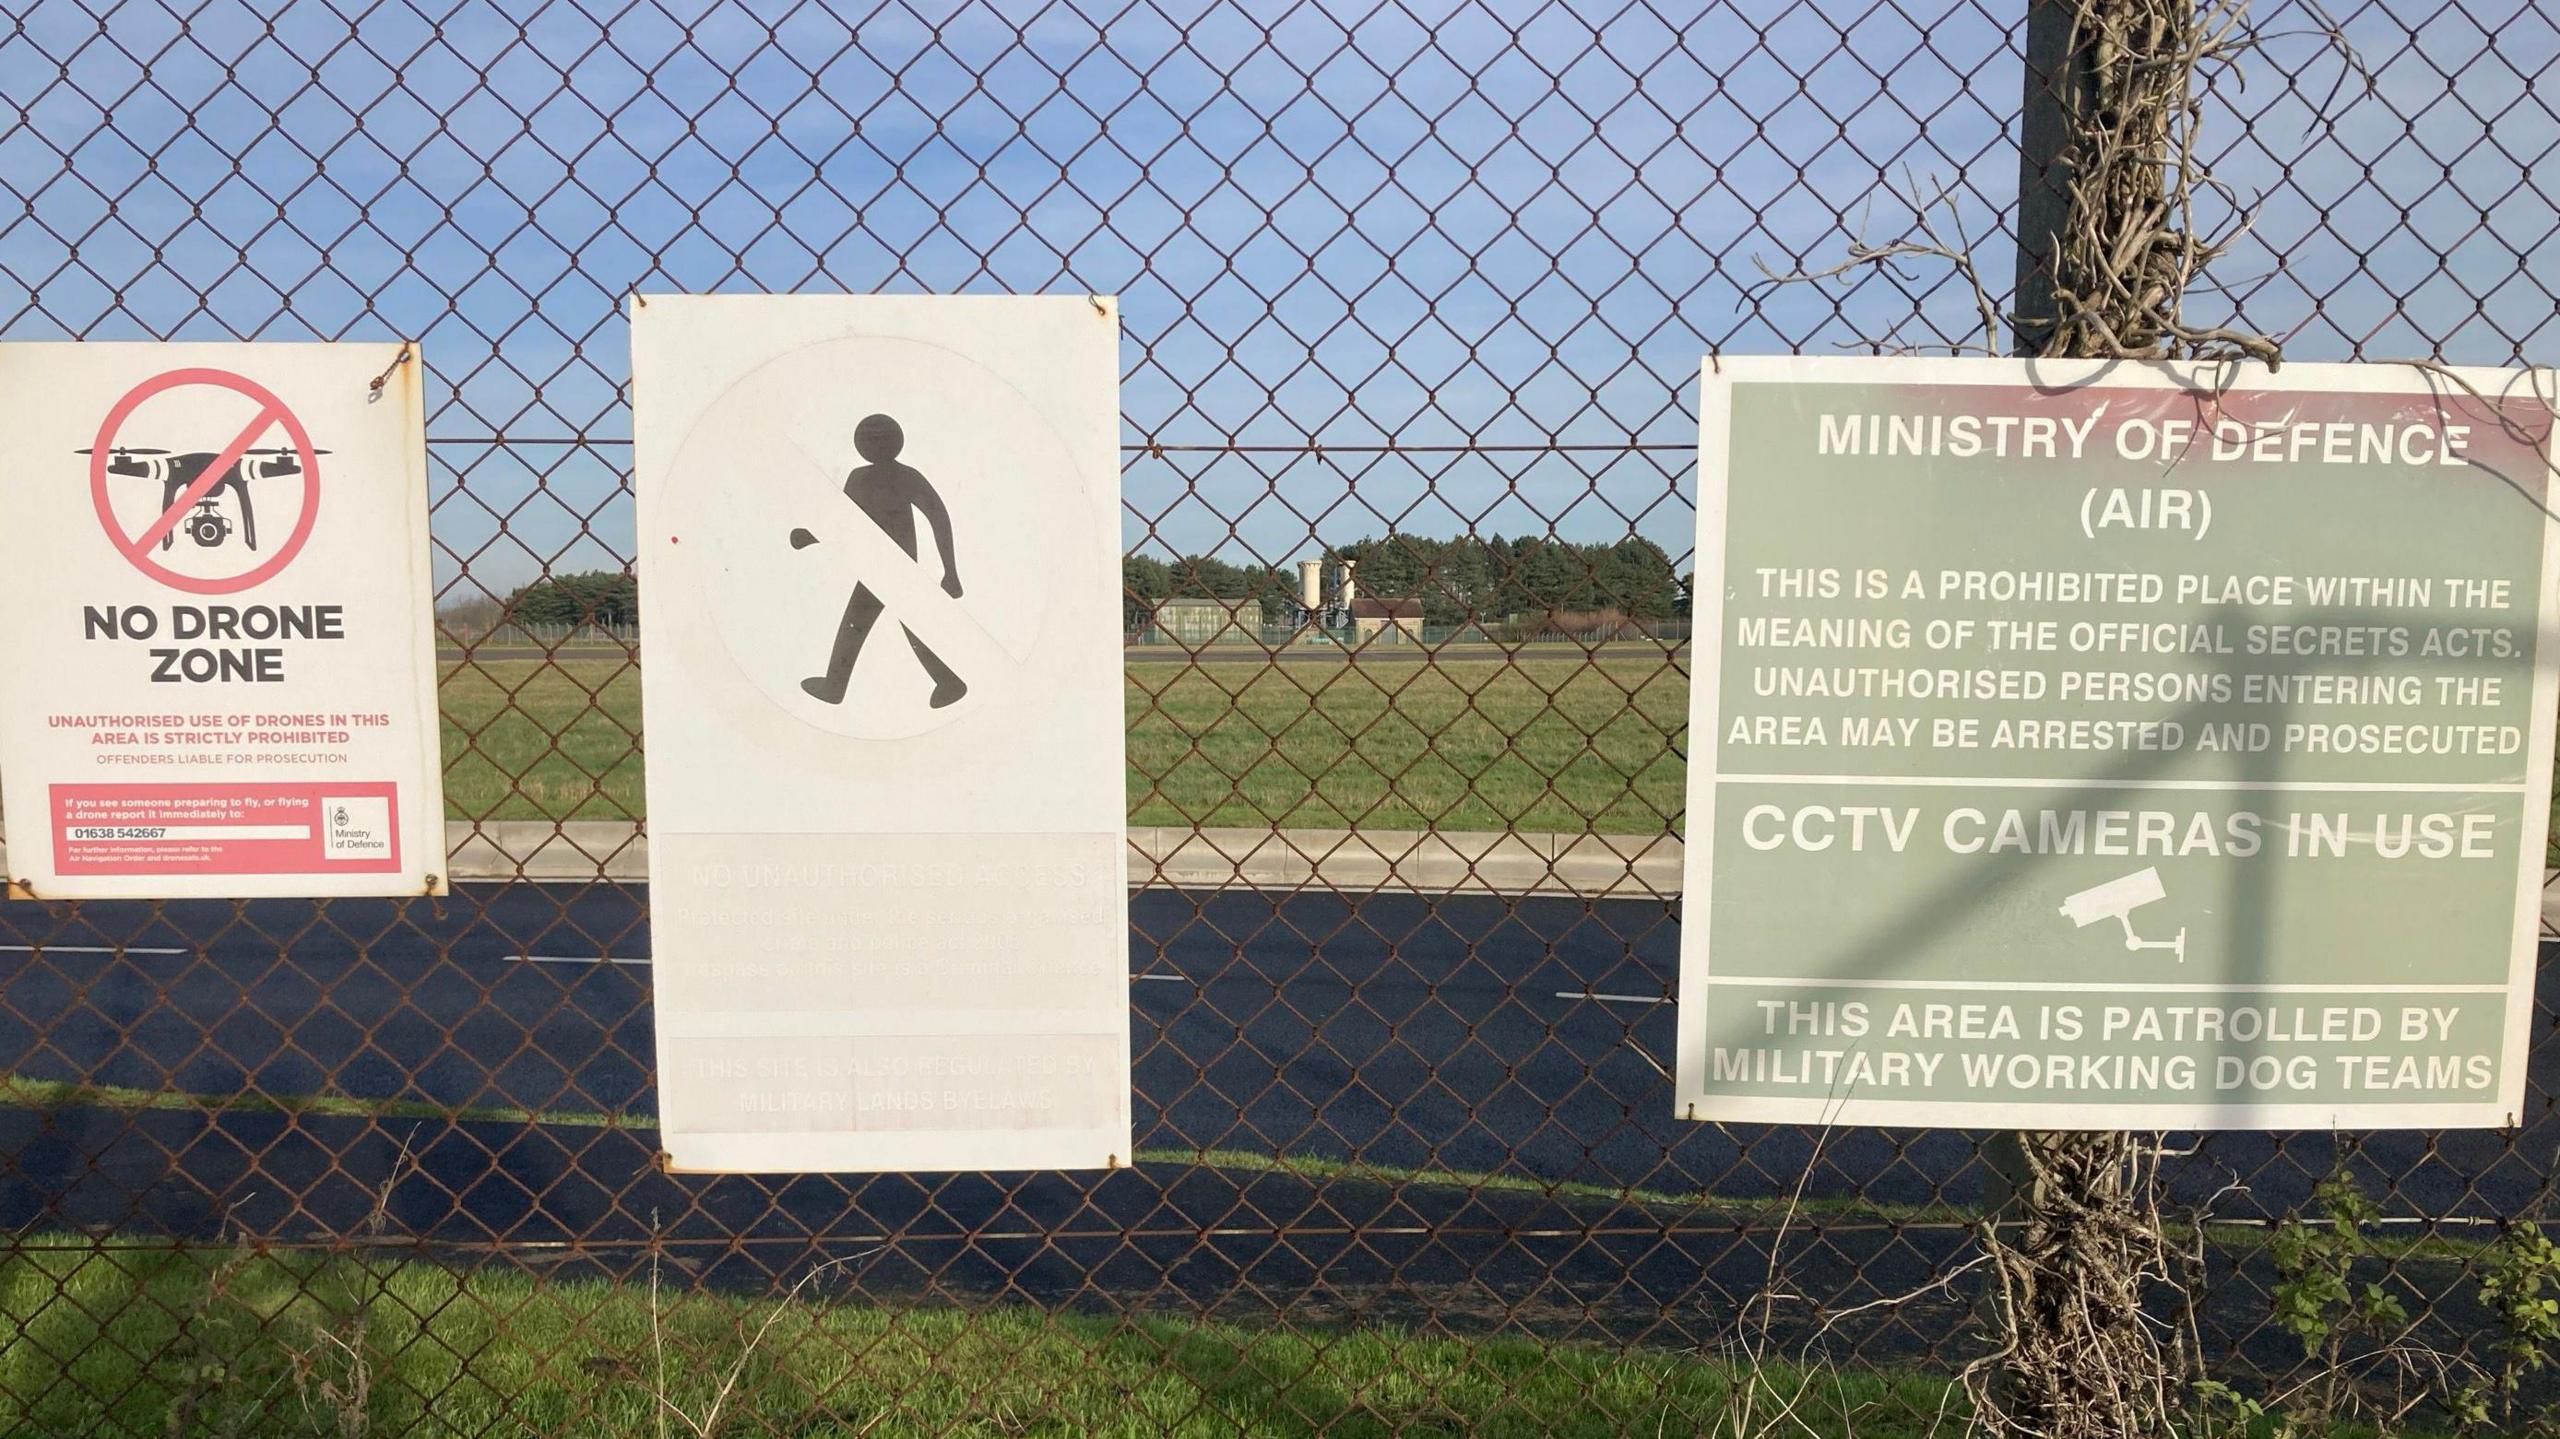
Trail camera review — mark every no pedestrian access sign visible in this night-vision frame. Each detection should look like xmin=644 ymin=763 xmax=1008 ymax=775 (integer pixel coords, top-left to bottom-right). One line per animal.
xmin=633 ymin=294 xmax=1129 ymax=1175
xmin=0 ymin=343 xmax=446 ymax=900
xmin=1677 ymin=357 xmax=2560 ymax=1131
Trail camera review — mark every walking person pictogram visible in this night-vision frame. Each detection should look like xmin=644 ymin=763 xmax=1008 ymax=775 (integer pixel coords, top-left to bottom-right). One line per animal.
xmin=789 ymin=413 xmax=969 ymax=709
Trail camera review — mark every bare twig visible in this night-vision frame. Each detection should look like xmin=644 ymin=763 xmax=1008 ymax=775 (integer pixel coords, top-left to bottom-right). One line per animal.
xmin=1808 ymin=1252 xmax=1998 ymax=1343
xmin=1961 ymin=1131 xmax=2183 ymax=1438
xmin=2378 ymin=358 xmax=2560 ymax=520
xmin=650 ymin=1209 xmax=670 ymax=1439
xmin=282 ymin=1127 xmax=416 ymax=1438
xmin=650 ymin=1246 xmax=878 ymax=1439
xmin=1713 ymin=1085 xmax=1877 ymax=1439
xmin=1752 ymin=166 xmax=2004 ymax=357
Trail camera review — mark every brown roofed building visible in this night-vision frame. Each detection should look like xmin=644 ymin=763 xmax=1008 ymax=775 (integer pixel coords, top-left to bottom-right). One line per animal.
xmin=1349 ymin=597 xmax=1423 ymax=644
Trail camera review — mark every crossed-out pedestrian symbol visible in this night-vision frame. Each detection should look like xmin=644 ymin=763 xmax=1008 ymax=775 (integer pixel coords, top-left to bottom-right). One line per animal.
xmin=768 ymin=409 xmax=1008 ymax=722
xmin=787 ymin=414 xmax=970 ymax=710
xmin=674 ymin=334 xmax=1068 ymax=742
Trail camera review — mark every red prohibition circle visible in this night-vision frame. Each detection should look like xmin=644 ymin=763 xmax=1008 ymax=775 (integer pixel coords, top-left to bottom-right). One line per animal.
xmin=88 ymin=367 xmax=321 ymax=596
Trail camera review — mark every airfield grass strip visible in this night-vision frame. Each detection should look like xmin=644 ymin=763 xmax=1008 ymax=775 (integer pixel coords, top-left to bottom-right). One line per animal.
xmin=426 ymin=656 xmax=2560 ymax=860
xmin=0 ymin=1238 xmax=2469 ymax=1438
xmin=439 ymin=657 xmax=1690 ymax=834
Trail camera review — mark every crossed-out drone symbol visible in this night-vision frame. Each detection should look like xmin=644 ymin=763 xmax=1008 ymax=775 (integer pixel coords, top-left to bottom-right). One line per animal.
xmin=74 ymin=442 xmax=330 ymax=552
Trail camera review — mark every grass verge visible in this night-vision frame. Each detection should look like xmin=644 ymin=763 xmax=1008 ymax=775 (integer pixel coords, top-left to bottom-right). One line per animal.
xmin=0 ymin=1073 xmax=649 ymax=1131
xmin=1140 ymin=1145 xmax=1974 ymax=1229
xmin=0 ymin=1239 xmax=1977 ymax=1438
xmin=0 ymin=1072 xmax=1955 ymax=1227
xmin=0 ymin=1081 xmax=2482 ymax=1436
xmin=11 ymin=1074 xmax=2491 ymax=1263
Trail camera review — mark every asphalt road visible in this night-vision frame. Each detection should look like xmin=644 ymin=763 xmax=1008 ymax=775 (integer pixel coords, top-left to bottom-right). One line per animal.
xmin=0 ymin=881 xmax=2545 ymax=1359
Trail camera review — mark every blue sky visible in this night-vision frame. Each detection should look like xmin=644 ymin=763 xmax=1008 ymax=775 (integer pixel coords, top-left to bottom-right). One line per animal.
xmin=3 ymin=0 xmax=2553 ymax=603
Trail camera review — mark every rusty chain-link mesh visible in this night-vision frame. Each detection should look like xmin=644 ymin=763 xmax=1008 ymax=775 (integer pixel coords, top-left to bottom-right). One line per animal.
xmin=1 ymin=0 xmax=2556 ymax=1432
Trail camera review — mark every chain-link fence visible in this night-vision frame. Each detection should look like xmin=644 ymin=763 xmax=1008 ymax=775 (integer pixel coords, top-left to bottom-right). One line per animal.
xmin=1 ymin=0 xmax=2556 ymax=1432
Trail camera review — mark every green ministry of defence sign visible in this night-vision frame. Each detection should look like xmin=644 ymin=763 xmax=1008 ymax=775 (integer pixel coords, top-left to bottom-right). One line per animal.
xmin=1676 ymin=358 xmax=2560 ymax=1129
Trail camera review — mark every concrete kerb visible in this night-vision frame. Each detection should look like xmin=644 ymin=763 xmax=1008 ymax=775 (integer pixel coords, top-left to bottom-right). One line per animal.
xmin=1130 ymin=825 xmax=1681 ymax=898
xmin=442 ymin=822 xmax=1680 ymax=898
xmin=444 ymin=820 xmax=649 ymax=882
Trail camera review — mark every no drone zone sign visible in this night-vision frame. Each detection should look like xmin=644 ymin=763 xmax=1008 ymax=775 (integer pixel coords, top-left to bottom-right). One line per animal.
xmin=0 ymin=343 xmax=447 ymax=900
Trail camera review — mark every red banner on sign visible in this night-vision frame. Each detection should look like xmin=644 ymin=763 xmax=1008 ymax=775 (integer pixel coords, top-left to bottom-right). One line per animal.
xmin=49 ymin=782 xmax=400 ymax=876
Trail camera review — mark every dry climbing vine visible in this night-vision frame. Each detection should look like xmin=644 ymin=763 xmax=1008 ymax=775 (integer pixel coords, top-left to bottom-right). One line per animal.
xmin=1755 ymin=2 xmax=2367 ymax=1434
xmin=2021 ymin=0 xmax=2285 ymax=363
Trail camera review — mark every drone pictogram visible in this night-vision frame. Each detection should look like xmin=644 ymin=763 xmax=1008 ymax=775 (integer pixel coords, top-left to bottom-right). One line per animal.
xmin=75 ymin=443 xmax=330 ymax=552
xmin=86 ymin=367 xmax=328 ymax=596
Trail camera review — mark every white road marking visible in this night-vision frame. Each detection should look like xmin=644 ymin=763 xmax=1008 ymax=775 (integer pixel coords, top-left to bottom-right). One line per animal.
xmin=1134 ymin=973 xmax=1191 ymax=983
xmin=1556 ymin=990 xmax=1668 ymax=1006
xmin=0 ymin=944 xmax=187 ymax=955
xmin=515 ymin=954 xmax=652 ymax=966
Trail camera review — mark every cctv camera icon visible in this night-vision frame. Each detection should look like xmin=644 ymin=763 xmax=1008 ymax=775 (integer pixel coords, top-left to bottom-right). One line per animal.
xmin=2059 ymin=867 xmax=2187 ymax=962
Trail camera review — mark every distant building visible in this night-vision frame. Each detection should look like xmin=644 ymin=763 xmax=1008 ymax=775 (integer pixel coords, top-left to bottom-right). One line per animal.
xmin=1349 ymin=597 xmax=1423 ymax=643
xmin=1153 ymin=596 xmax=1264 ymax=645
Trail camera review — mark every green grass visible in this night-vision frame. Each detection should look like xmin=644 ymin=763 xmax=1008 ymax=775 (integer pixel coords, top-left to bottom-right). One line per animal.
xmin=0 ymin=1072 xmax=1937 ymax=1225
xmin=441 ymin=658 xmax=1689 ymax=833
xmin=0 ymin=1073 xmax=648 ymax=1132
xmin=0 ymin=1240 xmax=1974 ymax=1439
xmin=0 ymin=1239 xmax=2468 ymax=1439
xmin=434 ymin=657 xmax=2560 ymax=862
xmin=441 ymin=659 xmax=646 ymax=823
xmin=0 ymin=1083 xmax=2479 ymax=1436
xmin=19 ymin=1075 xmax=2489 ymax=1259
xmin=1140 ymin=1145 xmax=1975 ymax=1229
xmin=1128 ymin=659 xmax=1685 ymax=834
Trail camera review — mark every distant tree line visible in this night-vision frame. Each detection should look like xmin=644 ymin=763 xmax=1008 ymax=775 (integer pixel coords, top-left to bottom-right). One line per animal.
xmin=1333 ymin=535 xmax=1685 ymax=624
xmin=476 ymin=549 xmax=1682 ymax=633
xmin=1121 ymin=555 xmax=1294 ymax=611
xmin=498 ymin=570 xmax=639 ymax=628
xmin=1125 ymin=536 xmax=1686 ymax=627
xmin=434 ymin=592 xmax=506 ymax=632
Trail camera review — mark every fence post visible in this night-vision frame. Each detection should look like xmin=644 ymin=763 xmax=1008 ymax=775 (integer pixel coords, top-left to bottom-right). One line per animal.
xmin=1976 ymin=1 xmax=2180 ymax=1434
xmin=2011 ymin=0 xmax=2079 ymax=361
